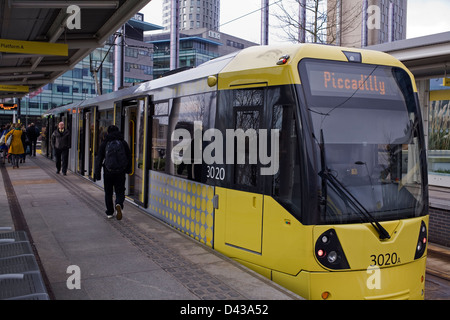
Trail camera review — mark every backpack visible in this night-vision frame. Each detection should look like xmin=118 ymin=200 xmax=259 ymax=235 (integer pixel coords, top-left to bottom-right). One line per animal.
xmin=104 ymin=140 xmax=128 ymax=173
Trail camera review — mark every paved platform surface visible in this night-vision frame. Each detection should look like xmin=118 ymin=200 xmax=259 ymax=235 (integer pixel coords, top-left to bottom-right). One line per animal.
xmin=0 ymin=155 xmax=302 ymax=300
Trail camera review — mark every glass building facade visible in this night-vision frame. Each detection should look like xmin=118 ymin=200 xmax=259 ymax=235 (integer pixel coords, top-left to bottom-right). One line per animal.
xmin=429 ymin=78 xmax=450 ymax=182
xmin=27 ymin=46 xmax=115 ymax=115
xmin=0 ymin=15 xmax=159 ymax=127
xmin=151 ymin=37 xmax=219 ymax=78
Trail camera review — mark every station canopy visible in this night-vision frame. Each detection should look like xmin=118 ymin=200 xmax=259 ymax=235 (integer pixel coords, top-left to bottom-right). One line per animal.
xmin=0 ymin=0 xmax=152 ymax=99
xmin=368 ymin=31 xmax=450 ymax=80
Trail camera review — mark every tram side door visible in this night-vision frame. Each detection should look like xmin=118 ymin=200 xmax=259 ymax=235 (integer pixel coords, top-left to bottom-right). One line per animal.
xmin=215 ymin=92 xmax=265 ymax=255
xmin=83 ymin=107 xmax=97 ymax=178
xmin=124 ymin=105 xmax=137 ymax=198
xmin=123 ymin=97 xmax=149 ymax=206
xmin=77 ymin=108 xmax=85 ymax=175
xmin=47 ymin=116 xmax=56 ymax=159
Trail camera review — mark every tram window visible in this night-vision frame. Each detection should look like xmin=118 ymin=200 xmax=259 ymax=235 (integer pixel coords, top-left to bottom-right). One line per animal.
xmin=152 ymin=115 xmax=168 ymax=172
xmin=167 ymin=93 xmax=214 ymax=181
xmin=233 ymin=89 xmax=263 ymax=107
xmin=272 ymin=104 xmax=302 ymax=217
xmin=234 ymin=109 xmax=260 ymax=188
xmin=154 ymin=101 xmax=170 ymax=116
xmin=151 ymin=102 xmax=171 ymax=172
xmin=232 ymin=89 xmax=264 ymax=189
xmin=98 ymin=110 xmax=114 ymax=144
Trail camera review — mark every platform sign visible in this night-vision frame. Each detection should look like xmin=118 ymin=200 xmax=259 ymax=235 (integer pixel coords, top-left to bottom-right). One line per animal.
xmin=0 ymin=39 xmax=68 ymax=56
xmin=0 ymin=85 xmax=29 ymax=93
xmin=443 ymin=78 xmax=450 ymax=87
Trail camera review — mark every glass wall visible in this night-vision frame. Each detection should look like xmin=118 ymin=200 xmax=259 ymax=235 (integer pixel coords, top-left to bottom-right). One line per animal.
xmin=428 ymin=78 xmax=450 ymax=186
xmin=19 ymin=46 xmax=115 ymax=118
xmin=429 ymin=85 xmax=450 ymax=177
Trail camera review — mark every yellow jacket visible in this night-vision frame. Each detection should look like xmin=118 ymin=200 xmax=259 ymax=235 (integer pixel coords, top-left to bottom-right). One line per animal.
xmin=5 ymin=129 xmax=25 ymax=155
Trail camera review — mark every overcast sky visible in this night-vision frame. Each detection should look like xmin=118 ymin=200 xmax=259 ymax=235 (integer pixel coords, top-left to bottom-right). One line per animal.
xmin=141 ymin=0 xmax=450 ymax=45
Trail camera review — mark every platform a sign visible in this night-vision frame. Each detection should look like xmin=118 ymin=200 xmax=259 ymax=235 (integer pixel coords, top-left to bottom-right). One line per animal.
xmin=0 ymin=39 xmax=68 ymax=56
xmin=0 ymin=85 xmax=29 ymax=93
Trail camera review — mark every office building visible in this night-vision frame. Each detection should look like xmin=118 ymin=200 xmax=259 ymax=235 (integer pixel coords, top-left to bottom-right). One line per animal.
xmin=119 ymin=13 xmax=161 ymax=88
xmin=328 ymin=0 xmax=407 ymax=47
xmin=162 ymin=0 xmax=220 ymax=31
xmin=147 ymin=28 xmax=257 ymax=78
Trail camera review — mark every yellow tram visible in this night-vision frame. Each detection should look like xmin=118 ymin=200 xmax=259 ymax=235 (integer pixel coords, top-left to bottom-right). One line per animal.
xmin=42 ymin=44 xmax=428 ymax=299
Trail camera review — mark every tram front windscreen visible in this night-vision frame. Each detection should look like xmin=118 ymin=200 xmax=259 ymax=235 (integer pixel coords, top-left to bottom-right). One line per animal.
xmin=299 ymin=59 xmax=427 ymax=224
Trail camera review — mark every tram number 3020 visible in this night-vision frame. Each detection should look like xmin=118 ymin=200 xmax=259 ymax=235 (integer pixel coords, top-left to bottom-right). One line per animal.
xmin=370 ymin=252 xmax=400 ymax=266
xmin=207 ymin=166 xmax=225 ymax=181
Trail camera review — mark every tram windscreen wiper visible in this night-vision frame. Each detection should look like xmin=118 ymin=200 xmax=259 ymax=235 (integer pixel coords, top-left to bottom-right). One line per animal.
xmin=318 ymin=130 xmax=391 ymax=240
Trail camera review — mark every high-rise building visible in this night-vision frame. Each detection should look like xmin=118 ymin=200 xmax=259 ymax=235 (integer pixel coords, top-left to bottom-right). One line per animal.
xmin=328 ymin=0 xmax=407 ymax=47
xmin=162 ymin=0 xmax=220 ymax=31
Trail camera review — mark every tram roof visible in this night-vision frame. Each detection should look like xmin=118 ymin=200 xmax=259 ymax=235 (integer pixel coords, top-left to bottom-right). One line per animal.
xmin=217 ymin=43 xmax=411 ymax=89
xmin=368 ymin=31 xmax=450 ymax=80
xmin=44 ymin=43 xmax=413 ymax=114
xmin=76 ymin=50 xmax=240 ymax=107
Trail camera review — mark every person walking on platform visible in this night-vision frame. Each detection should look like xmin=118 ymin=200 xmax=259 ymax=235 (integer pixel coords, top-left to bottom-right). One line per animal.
xmin=51 ymin=121 xmax=71 ymax=175
xmin=0 ymin=124 xmax=10 ymax=165
xmin=4 ymin=123 xmax=25 ymax=169
xmin=26 ymin=123 xmax=40 ymax=157
xmin=94 ymin=125 xmax=132 ymax=220
xmin=20 ymin=124 xmax=29 ymax=164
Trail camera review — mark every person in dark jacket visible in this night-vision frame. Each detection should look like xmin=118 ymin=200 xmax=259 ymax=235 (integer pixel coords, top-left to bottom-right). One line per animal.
xmin=26 ymin=123 xmax=40 ymax=157
xmin=51 ymin=122 xmax=71 ymax=175
xmin=94 ymin=125 xmax=132 ymax=220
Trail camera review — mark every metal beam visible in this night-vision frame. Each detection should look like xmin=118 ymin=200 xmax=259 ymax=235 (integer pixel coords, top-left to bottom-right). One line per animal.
xmin=261 ymin=0 xmax=269 ymax=45
xmin=0 ymin=79 xmax=47 ymax=85
xmin=9 ymin=1 xmax=119 ymax=9
xmin=0 ymin=65 xmax=68 ymax=73
xmin=0 ymin=74 xmax=45 ymax=80
xmin=170 ymin=0 xmax=180 ymax=70
xmin=384 ymin=43 xmax=450 ymax=62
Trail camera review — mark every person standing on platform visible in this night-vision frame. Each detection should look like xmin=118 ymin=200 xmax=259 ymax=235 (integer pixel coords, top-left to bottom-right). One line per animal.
xmin=4 ymin=123 xmax=24 ymax=169
xmin=0 ymin=124 xmax=10 ymax=165
xmin=26 ymin=123 xmax=40 ymax=157
xmin=51 ymin=121 xmax=71 ymax=175
xmin=20 ymin=124 xmax=29 ymax=163
xmin=94 ymin=125 xmax=132 ymax=220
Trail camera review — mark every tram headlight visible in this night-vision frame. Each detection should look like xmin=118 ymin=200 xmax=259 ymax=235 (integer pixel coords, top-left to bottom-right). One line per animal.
xmin=315 ymin=229 xmax=350 ymax=270
xmin=327 ymin=251 xmax=338 ymax=263
xmin=414 ymin=221 xmax=427 ymax=260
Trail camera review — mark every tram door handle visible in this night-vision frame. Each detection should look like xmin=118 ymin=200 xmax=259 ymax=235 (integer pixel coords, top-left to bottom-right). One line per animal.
xmin=213 ymin=195 xmax=219 ymax=210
